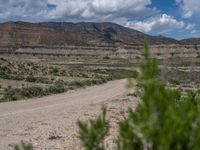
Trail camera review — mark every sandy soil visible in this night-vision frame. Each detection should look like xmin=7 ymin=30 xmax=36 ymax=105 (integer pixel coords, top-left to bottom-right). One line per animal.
xmin=0 ymin=79 xmax=138 ymax=150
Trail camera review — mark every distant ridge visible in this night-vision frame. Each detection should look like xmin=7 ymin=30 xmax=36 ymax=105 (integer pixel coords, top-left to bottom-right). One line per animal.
xmin=180 ymin=38 xmax=200 ymax=45
xmin=0 ymin=21 xmax=198 ymax=47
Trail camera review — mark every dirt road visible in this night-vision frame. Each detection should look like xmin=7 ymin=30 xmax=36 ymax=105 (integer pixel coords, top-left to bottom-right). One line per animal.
xmin=0 ymin=79 xmax=137 ymax=150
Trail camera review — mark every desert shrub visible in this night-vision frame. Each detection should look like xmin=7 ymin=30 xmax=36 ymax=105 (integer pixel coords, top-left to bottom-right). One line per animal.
xmin=136 ymin=56 xmax=141 ymax=59
xmin=196 ymin=53 xmax=200 ymax=58
xmin=0 ymin=71 xmax=24 ymax=81
xmin=26 ymin=75 xmax=50 ymax=84
xmin=79 ymin=72 xmax=90 ymax=78
xmin=68 ymin=79 xmax=105 ymax=89
xmin=81 ymin=80 xmax=93 ymax=86
xmin=68 ymin=81 xmax=84 ymax=88
xmin=1 ymin=86 xmax=45 ymax=102
xmin=20 ymin=86 xmax=45 ymax=98
xmin=91 ymin=69 xmax=123 ymax=80
xmin=106 ymin=69 xmax=138 ymax=80
xmin=46 ymin=80 xmax=66 ymax=94
xmin=12 ymin=75 xmax=25 ymax=81
xmin=49 ymin=67 xmax=60 ymax=76
xmin=14 ymin=141 xmax=33 ymax=150
xmin=1 ymin=81 xmax=67 ymax=102
xmin=124 ymin=69 xmax=138 ymax=79
xmin=78 ymin=43 xmax=200 ymax=150
xmin=81 ymin=80 xmax=102 ymax=86
xmin=91 ymin=79 xmax=105 ymax=85
xmin=1 ymin=78 xmax=109 ymax=102
xmin=169 ymin=79 xmax=180 ymax=85
xmin=1 ymin=87 xmax=21 ymax=102
xmin=25 ymin=75 xmax=37 ymax=82
xmin=103 ymin=56 xmax=110 ymax=59
xmin=171 ymin=52 xmax=175 ymax=57
xmin=2 ymin=84 xmax=63 ymax=102
xmin=0 ymin=57 xmax=6 ymax=61
xmin=77 ymin=106 xmax=109 ymax=150
xmin=159 ymin=68 xmax=200 ymax=84
xmin=98 ymin=76 xmax=109 ymax=83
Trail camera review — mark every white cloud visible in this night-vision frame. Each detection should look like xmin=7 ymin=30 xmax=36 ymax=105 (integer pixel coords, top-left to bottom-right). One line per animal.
xmin=186 ymin=24 xmax=195 ymax=30
xmin=191 ymin=30 xmax=197 ymax=34
xmin=47 ymin=0 xmax=157 ymax=22
xmin=0 ymin=0 xmax=49 ymax=21
xmin=0 ymin=0 xmax=157 ymax=23
xmin=176 ymin=0 xmax=200 ymax=18
xmin=0 ymin=0 xmax=196 ymax=38
xmin=126 ymin=14 xmax=185 ymax=33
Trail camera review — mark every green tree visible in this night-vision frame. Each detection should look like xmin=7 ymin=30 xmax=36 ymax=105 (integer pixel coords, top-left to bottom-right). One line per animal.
xmin=78 ymin=43 xmax=200 ymax=150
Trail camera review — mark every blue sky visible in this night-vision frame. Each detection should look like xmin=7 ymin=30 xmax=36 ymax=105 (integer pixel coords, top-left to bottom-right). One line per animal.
xmin=149 ymin=0 xmax=200 ymax=39
xmin=0 ymin=0 xmax=199 ymax=39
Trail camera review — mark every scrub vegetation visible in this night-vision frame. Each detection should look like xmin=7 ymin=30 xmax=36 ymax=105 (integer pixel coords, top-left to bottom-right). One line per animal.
xmin=77 ymin=43 xmax=200 ymax=150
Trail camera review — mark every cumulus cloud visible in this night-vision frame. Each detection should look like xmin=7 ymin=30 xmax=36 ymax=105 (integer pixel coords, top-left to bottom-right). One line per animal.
xmin=0 ymin=0 xmax=156 ymax=23
xmin=126 ymin=14 xmax=185 ymax=33
xmin=0 ymin=0 xmax=50 ymax=21
xmin=46 ymin=0 xmax=158 ymax=23
xmin=191 ymin=30 xmax=197 ymax=34
xmin=176 ymin=0 xmax=200 ymax=18
xmin=0 ymin=0 xmax=196 ymax=36
xmin=186 ymin=24 xmax=195 ymax=30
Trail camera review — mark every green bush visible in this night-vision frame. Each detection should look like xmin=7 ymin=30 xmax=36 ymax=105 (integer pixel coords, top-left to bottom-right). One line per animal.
xmin=1 ymin=81 xmax=68 ymax=102
xmin=169 ymin=79 xmax=180 ymax=85
xmin=0 ymin=71 xmax=24 ymax=81
xmin=124 ymin=69 xmax=138 ymax=79
xmin=103 ymin=56 xmax=110 ymax=59
xmin=14 ymin=141 xmax=33 ymax=150
xmin=25 ymin=75 xmax=37 ymax=82
xmin=1 ymin=87 xmax=21 ymax=102
xmin=68 ymin=81 xmax=84 ymax=88
xmin=1 ymin=86 xmax=45 ymax=102
xmin=49 ymin=67 xmax=60 ymax=76
xmin=20 ymin=86 xmax=45 ymax=98
xmin=196 ymin=53 xmax=200 ymax=58
xmin=26 ymin=75 xmax=50 ymax=84
xmin=68 ymin=80 xmax=96 ymax=88
xmin=68 ymin=79 xmax=106 ymax=89
xmin=77 ymin=106 xmax=109 ymax=150
xmin=1 ymin=78 xmax=110 ymax=102
xmin=78 ymin=43 xmax=200 ymax=150
xmin=46 ymin=80 xmax=66 ymax=94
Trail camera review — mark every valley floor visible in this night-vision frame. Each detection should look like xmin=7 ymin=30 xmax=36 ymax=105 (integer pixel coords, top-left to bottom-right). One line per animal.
xmin=0 ymin=79 xmax=138 ymax=150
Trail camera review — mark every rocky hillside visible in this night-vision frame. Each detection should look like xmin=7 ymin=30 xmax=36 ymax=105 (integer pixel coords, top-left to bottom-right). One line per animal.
xmin=0 ymin=21 xmax=179 ymax=47
xmin=180 ymin=38 xmax=200 ymax=45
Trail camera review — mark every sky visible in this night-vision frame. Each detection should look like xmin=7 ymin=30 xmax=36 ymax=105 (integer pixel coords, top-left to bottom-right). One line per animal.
xmin=0 ymin=0 xmax=199 ymax=40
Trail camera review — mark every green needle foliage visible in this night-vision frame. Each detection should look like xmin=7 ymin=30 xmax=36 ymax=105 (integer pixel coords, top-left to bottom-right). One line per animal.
xmin=77 ymin=106 xmax=109 ymax=150
xmin=78 ymin=43 xmax=200 ymax=150
xmin=117 ymin=43 xmax=200 ymax=150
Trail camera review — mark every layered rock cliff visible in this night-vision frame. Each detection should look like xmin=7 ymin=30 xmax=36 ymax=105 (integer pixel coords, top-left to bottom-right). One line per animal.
xmin=0 ymin=21 xmax=180 ymax=47
xmin=0 ymin=21 xmax=200 ymax=63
